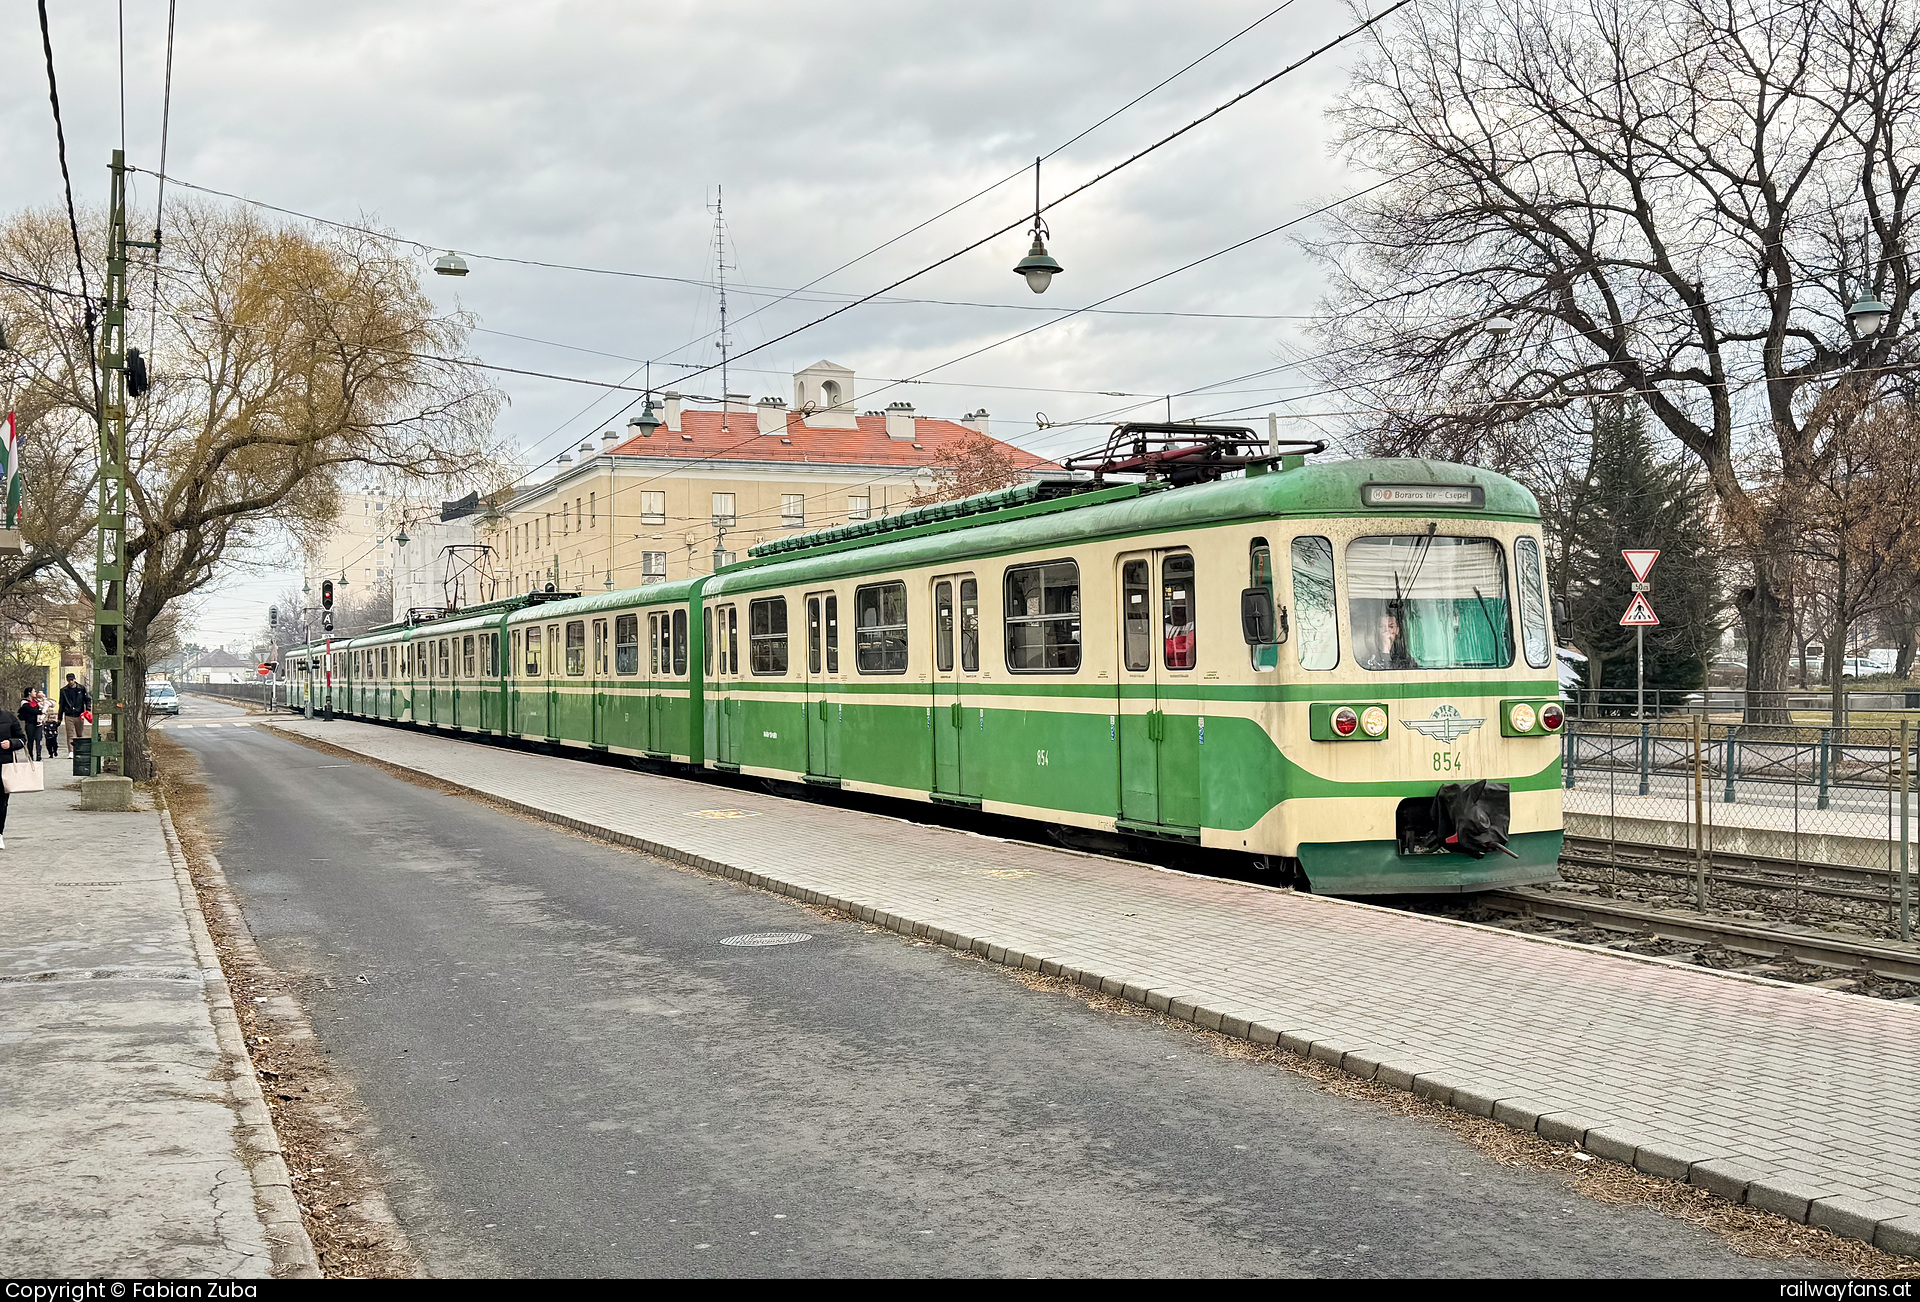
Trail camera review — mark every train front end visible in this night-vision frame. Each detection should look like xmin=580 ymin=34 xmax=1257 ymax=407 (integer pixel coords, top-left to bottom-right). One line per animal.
xmin=1239 ymin=460 xmax=1564 ymax=894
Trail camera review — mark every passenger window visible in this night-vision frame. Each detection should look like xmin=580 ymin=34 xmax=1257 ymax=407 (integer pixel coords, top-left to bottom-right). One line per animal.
xmin=565 ymin=622 xmax=586 ymax=676
xmin=649 ymin=614 xmax=660 ymax=674
xmin=1516 ymin=536 xmax=1551 ymax=669
xmin=1122 ymin=560 xmax=1151 ymax=671
xmin=525 ymin=627 xmax=541 ymax=676
xmin=438 ymin=639 xmax=449 ymax=677
xmin=808 ymin=598 xmax=822 ymax=675
xmin=854 ymin=582 xmax=908 ymax=674
xmin=592 ymin=620 xmax=608 ymax=676
xmin=1250 ymin=539 xmax=1277 ymax=673
xmin=672 ymin=610 xmax=688 ymax=676
xmin=548 ymin=625 xmax=560 ymax=677
xmin=726 ymin=606 xmax=739 ymax=675
xmin=380 ymin=646 xmax=390 ymax=678
xmin=487 ymin=633 xmax=499 ymax=677
xmin=1005 ymin=561 xmax=1081 ymax=673
xmin=1162 ymin=553 xmax=1195 ymax=670
xmin=750 ymin=597 xmax=789 ymax=674
xmin=825 ymin=595 xmax=839 ymax=673
xmin=959 ymin=579 xmax=979 ymax=673
xmin=615 ymin=614 xmax=639 ymax=675
xmin=1291 ymin=536 xmax=1338 ymax=670
xmin=463 ymin=635 xmax=476 ymax=678
xmin=703 ymin=607 xmax=714 ymax=675
xmin=935 ymin=582 xmax=955 ymax=673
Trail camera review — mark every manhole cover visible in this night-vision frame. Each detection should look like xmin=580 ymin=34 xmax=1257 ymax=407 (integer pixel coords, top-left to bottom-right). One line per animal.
xmin=719 ymin=932 xmax=812 ymax=948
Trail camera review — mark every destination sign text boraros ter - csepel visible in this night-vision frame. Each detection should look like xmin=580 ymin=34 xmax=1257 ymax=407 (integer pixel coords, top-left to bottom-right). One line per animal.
xmin=1360 ymin=483 xmax=1486 ymax=509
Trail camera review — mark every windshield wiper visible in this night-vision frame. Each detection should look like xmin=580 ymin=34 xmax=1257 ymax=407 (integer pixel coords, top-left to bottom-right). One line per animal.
xmin=1470 ymin=586 xmax=1509 ymax=667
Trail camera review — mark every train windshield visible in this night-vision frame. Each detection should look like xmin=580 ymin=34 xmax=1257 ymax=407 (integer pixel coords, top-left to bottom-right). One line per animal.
xmin=1346 ymin=535 xmax=1513 ymax=670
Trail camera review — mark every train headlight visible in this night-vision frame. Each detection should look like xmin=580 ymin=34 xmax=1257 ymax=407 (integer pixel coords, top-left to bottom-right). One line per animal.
xmin=1540 ymin=703 xmax=1564 ymax=731
xmin=1331 ymin=706 xmax=1359 ymax=737
xmin=1509 ymin=702 xmax=1537 ymax=733
xmin=1360 ymin=705 xmax=1388 ymax=737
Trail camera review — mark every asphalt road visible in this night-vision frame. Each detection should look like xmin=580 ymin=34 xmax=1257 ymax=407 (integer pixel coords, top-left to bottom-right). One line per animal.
xmin=168 ymin=696 xmax=1807 ymax=1278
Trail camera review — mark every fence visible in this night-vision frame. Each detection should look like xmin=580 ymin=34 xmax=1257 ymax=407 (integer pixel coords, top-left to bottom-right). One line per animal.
xmin=1567 ymin=687 xmax=1920 ymax=728
xmin=1561 ymin=716 xmax=1916 ymax=942
xmin=181 ymin=680 xmax=305 ymax=711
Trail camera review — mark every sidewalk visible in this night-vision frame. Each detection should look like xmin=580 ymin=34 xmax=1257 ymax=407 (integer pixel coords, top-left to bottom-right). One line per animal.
xmin=0 ymin=766 xmax=315 ymax=1276
xmin=268 ymin=714 xmax=1920 ymax=1259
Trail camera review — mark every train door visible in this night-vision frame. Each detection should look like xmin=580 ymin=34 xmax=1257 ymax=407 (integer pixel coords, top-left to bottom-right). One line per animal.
xmin=646 ymin=612 xmax=666 ymax=753
xmin=712 ymin=603 xmax=740 ymax=765
xmin=590 ymin=618 xmax=610 ymax=747
xmin=1115 ymin=550 xmax=1203 ymax=833
xmin=804 ymin=592 xmax=840 ymax=778
xmin=544 ymin=623 xmax=561 ymax=740
xmin=931 ymin=574 xmax=980 ymax=799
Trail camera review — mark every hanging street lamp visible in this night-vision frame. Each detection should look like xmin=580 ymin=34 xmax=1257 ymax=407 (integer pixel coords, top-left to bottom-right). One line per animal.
xmin=628 ymin=401 xmax=662 ymax=438
xmin=433 ymin=252 xmax=470 ymax=277
xmin=1012 ymin=156 xmax=1064 ymax=295
xmin=1847 ymin=295 xmax=1892 ymax=337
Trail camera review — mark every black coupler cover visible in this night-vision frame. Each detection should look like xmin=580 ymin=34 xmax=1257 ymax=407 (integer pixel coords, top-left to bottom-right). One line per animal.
xmin=1433 ymin=779 xmax=1515 ymax=859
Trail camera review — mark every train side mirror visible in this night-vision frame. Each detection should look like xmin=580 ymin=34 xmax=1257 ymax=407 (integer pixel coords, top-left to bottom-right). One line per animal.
xmin=1552 ymin=594 xmax=1570 ymax=643
xmin=1241 ymin=587 xmax=1286 ymax=645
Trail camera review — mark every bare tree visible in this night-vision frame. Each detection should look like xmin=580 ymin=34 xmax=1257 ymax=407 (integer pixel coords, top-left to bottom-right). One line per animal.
xmin=908 ymin=434 xmax=1036 ymax=505
xmin=1311 ymin=0 xmax=1920 ymax=718
xmin=0 ymin=200 xmax=503 ymax=774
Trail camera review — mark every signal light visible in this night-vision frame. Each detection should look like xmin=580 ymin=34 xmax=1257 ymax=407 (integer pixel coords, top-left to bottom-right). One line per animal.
xmin=1360 ymin=705 xmax=1388 ymax=737
xmin=321 ymin=579 xmax=334 ymax=610
xmin=1331 ymin=706 xmax=1359 ymax=737
xmin=1510 ymin=702 xmax=1537 ymax=733
xmin=1541 ymin=703 xmax=1564 ymax=731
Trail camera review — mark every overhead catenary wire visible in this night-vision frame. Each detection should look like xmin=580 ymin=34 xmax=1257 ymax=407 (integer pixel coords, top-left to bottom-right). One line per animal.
xmin=35 ymin=0 xmax=96 ymax=357
xmin=150 ymin=0 xmax=179 ymax=355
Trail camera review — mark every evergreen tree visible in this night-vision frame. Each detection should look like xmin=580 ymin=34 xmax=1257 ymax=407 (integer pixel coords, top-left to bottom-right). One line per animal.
xmin=1546 ymin=401 xmax=1725 ymax=698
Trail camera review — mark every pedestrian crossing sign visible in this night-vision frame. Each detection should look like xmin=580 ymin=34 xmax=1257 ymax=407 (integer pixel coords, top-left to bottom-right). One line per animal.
xmin=1619 ymin=592 xmax=1660 ymax=626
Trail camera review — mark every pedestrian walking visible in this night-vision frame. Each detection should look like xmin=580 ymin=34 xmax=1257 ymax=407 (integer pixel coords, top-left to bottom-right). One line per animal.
xmin=0 ymin=704 xmax=29 ymax=848
xmin=57 ymin=673 xmax=89 ymax=752
xmin=17 ymin=692 xmax=43 ymax=761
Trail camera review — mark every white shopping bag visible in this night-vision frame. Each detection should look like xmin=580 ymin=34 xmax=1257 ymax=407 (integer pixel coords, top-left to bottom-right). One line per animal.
xmin=3 ymin=760 xmax=46 ymax=793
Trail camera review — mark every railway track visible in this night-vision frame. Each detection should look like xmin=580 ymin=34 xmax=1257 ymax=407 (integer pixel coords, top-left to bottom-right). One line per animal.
xmin=1474 ymin=888 xmax=1920 ymax=985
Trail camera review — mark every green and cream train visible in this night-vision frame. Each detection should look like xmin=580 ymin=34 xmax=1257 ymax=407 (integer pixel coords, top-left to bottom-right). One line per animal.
xmin=290 ymin=456 xmax=1566 ymax=893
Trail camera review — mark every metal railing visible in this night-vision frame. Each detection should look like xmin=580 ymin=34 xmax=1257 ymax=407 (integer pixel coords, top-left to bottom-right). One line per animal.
xmin=1562 ymin=716 xmax=1916 ymax=942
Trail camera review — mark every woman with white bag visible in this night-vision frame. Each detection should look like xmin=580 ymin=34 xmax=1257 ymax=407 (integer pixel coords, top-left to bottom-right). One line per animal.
xmin=0 ymin=706 xmax=35 ymax=848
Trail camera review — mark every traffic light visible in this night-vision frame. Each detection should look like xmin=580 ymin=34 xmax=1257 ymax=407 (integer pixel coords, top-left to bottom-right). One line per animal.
xmin=321 ymin=579 xmax=334 ymax=611
xmin=268 ymin=604 xmax=278 ymax=628
xmin=323 ymin=611 xmax=334 ymax=633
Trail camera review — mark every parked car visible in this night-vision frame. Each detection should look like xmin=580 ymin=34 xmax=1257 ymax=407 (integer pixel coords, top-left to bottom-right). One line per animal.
xmin=144 ymin=682 xmax=180 ymax=716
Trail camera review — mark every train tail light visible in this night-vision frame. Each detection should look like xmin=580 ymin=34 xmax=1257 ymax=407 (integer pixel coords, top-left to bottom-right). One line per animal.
xmin=1540 ymin=702 xmax=1564 ymax=731
xmin=1331 ymin=706 xmax=1359 ymax=737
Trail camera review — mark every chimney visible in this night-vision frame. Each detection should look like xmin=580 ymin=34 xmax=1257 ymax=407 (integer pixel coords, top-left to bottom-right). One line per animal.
xmin=885 ymin=401 xmax=916 ymax=440
xmin=663 ymin=392 xmax=683 ymax=432
xmin=963 ymin=408 xmax=990 ymax=435
xmin=577 ymin=439 xmax=597 ymax=463
xmin=725 ymin=392 xmax=753 ymax=414
xmin=757 ymin=396 xmax=788 ymax=435
xmin=600 ymin=427 xmax=618 ymax=452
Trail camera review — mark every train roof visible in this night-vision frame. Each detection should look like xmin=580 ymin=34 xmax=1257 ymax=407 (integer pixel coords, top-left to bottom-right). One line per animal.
xmin=705 ymin=457 xmax=1538 ymax=595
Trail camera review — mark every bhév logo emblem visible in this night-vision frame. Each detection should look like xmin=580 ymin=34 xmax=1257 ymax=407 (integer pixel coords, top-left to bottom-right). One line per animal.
xmin=1400 ymin=703 xmax=1485 ymax=744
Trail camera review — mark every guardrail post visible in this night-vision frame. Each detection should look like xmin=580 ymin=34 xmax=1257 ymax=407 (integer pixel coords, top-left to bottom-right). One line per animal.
xmin=1816 ymin=728 xmax=1831 ymax=811
xmin=1563 ymin=722 xmax=1576 ymax=789
xmin=1723 ymin=730 xmax=1739 ymax=805
xmin=1902 ymin=720 xmax=1911 ymax=944
xmin=1638 ymin=722 xmax=1651 ymax=796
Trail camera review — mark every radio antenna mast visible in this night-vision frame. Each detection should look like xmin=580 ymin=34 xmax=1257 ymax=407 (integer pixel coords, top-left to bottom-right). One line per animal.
xmin=711 ymin=186 xmax=735 ymax=433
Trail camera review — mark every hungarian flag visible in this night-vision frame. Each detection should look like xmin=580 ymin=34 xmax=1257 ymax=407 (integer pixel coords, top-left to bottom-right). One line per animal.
xmin=0 ymin=411 xmax=16 ymax=529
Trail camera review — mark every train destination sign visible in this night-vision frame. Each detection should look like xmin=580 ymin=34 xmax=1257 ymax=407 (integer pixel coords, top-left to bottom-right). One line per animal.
xmin=1360 ymin=483 xmax=1486 ymax=509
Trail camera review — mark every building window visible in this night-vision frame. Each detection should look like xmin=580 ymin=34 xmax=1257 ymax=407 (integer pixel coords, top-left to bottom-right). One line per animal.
xmin=1005 ymin=560 xmax=1081 ymax=673
xmin=848 ymin=495 xmax=869 ymax=521
xmin=589 ymin=492 xmax=596 ymax=528
xmin=781 ymin=494 xmax=805 ymax=527
xmin=562 ymin=503 xmax=570 ymax=535
xmin=641 ymin=491 xmax=666 ymax=524
xmin=750 ymin=597 xmax=789 ymax=674
xmin=642 ymin=552 xmax=667 ymax=584
xmin=854 ymin=582 xmax=908 ymax=674
xmin=711 ymin=492 xmax=735 ymax=527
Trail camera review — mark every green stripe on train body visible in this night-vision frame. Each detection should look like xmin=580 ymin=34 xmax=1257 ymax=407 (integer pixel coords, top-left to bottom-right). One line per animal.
xmin=300 ymin=458 xmax=1564 ymax=893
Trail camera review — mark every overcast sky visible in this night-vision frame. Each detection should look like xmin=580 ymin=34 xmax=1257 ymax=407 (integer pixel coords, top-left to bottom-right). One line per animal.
xmin=1 ymin=0 xmax=1376 ymax=649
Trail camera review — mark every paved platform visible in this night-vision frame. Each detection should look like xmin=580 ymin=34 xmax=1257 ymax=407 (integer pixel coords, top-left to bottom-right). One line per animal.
xmin=0 ymin=768 xmax=315 ymax=1276
xmin=266 ymin=715 xmax=1920 ymax=1259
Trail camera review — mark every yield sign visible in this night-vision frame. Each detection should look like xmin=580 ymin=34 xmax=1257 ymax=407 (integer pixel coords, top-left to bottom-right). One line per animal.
xmin=1619 ymin=592 xmax=1660 ymax=626
xmin=1622 ymin=548 xmax=1661 ymax=583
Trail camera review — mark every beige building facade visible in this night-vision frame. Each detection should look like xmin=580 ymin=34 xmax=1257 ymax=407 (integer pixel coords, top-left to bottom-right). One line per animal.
xmin=486 ymin=362 xmax=1047 ymax=594
xmin=306 ymin=491 xmax=399 ymax=596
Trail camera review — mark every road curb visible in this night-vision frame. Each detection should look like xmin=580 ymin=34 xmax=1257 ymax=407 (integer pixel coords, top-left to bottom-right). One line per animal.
xmin=159 ymin=807 xmax=323 ymax=1280
xmin=258 ymin=719 xmax=1919 ymax=1262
